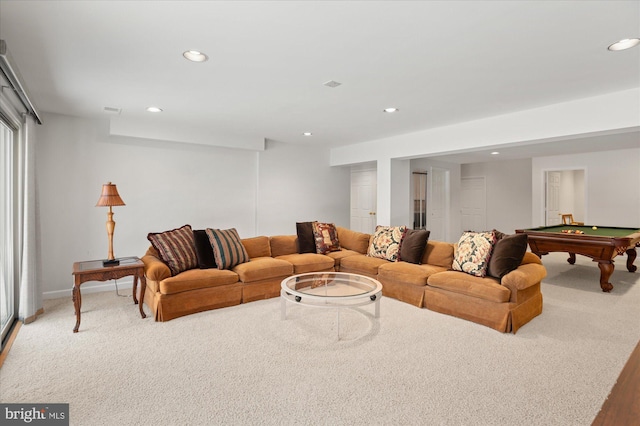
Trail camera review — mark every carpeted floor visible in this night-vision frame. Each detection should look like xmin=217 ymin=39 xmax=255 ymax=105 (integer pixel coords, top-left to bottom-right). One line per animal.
xmin=1 ymin=252 xmax=639 ymax=425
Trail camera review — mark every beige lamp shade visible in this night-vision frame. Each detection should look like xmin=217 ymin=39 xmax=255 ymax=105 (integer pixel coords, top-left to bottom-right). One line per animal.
xmin=96 ymin=182 xmax=126 ymax=207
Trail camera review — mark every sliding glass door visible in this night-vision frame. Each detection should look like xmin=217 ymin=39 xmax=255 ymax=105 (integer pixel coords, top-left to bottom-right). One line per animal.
xmin=0 ymin=118 xmax=15 ymax=346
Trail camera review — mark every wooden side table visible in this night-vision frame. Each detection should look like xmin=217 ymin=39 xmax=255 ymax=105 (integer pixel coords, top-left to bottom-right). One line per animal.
xmin=71 ymin=256 xmax=146 ymax=333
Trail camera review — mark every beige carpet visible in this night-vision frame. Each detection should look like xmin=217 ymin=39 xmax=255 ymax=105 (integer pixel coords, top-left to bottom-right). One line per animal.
xmin=1 ymin=252 xmax=639 ymax=425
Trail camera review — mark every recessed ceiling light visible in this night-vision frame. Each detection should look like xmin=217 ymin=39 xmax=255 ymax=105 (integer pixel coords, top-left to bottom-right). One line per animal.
xmin=383 ymin=107 xmax=399 ymax=113
xmin=146 ymin=106 xmax=163 ymax=113
xmin=607 ymin=38 xmax=640 ymax=51
xmin=183 ymin=50 xmax=209 ymax=62
xmin=303 ymin=132 xmax=313 ymax=136
xmin=491 ymin=151 xmax=500 ymax=155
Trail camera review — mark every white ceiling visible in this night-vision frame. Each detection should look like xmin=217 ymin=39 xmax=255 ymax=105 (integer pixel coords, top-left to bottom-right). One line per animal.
xmin=1 ymin=0 xmax=638 ymax=160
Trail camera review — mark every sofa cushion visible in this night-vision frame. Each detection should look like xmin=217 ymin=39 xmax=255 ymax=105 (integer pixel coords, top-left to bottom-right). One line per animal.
xmin=452 ymin=231 xmax=497 ymax=277
xmin=206 ymin=228 xmax=250 ymax=270
xmin=270 ymin=235 xmax=298 ymax=257
xmin=276 ymin=253 xmax=334 ymax=274
xmin=336 ymin=227 xmax=370 ymax=254
xmin=193 ymin=229 xmax=216 ymax=269
xmin=427 ymin=271 xmax=510 ymax=303
xmin=232 ymin=257 xmax=293 ymax=283
xmin=421 ymin=241 xmax=455 ymax=268
xmin=147 ymin=224 xmax=198 ymax=276
xmin=296 ymin=222 xmax=316 ymax=253
xmin=312 ymin=222 xmax=341 ymax=254
xmin=398 ymin=229 xmax=430 ymax=264
xmin=242 ymin=236 xmax=271 ymax=258
xmin=378 ymin=261 xmax=448 ymax=286
xmin=367 ymin=225 xmax=407 ymax=262
xmin=326 ymin=249 xmax=363 ymax=269
xmin=158 ymin=268 xmax=239 ymax=295
xmin=340 ymin=254 xmax=389 ymax=277
xmin=487 ymin=232 xmax=528 ymax=279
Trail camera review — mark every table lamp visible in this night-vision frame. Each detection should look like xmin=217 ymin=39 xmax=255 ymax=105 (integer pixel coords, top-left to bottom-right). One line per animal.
xmin=96 ymin=182 xmax=126 ymax=266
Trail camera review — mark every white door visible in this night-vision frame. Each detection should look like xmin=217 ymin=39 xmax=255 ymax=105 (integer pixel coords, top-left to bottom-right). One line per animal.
xmin=350 ymin=169 xmax=377 ymax=233
xmin=460 ymin=177 xmax=486 ymax=232
xmin=546 ymin=171 xmax=561 ymax=225
xmin=429 ymin=167 xmax=449 ymax=241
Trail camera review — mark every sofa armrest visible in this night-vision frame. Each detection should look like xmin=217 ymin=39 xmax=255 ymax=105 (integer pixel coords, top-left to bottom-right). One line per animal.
xmin=501 ymin=263 xmax=547 ymax=293
xmin=141 ymin=253 xmax=171 ymax=282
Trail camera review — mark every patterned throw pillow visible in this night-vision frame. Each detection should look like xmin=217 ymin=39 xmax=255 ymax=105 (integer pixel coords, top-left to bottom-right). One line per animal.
xmin=367 ymin=225 xmax=407 ymax=262
xmin=205 ymin=228 xmax=250 ymax=270
xmin=147 ymin=224 xmax=198 ymax=276
xmin=452 ymin=231 xmax=497 ymax=277
xmin=312 ymin=222 xmax=341 ymax=254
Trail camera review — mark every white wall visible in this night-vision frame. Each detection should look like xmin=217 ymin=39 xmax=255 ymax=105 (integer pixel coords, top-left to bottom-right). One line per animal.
xmin=36 ymin=113 xmax=349 ymax=297
xmin=256 ymin=140 xmax=350 ymax=235
xmin=461 ymin=158 xmax=532 ymax=233
xmin=532 ymin=148 xmax=640 ymax=227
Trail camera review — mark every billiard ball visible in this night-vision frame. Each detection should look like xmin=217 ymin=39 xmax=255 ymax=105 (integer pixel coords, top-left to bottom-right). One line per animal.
xmin=592 ymin=226 xmax=598 ymax=230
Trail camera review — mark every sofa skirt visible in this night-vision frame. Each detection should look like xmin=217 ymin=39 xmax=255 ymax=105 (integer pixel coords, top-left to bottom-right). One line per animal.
xmin=142 ymin=282 xmax=243 ymax=322
xmin=424 ymin=286 xmax=514 ymax=333
xmin=378 ymin=279 xmax=425 ymax=308
xmin=241 ymin=277 xmax=287 ymax=303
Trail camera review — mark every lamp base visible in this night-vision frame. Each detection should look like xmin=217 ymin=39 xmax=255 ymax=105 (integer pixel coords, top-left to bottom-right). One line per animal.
xmin=103 ymin=258 xmax=120 ymax=267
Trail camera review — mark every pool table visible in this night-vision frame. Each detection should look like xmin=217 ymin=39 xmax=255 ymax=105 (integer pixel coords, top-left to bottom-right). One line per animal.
xmin=515 ymin=225 xmax=640 ymax=292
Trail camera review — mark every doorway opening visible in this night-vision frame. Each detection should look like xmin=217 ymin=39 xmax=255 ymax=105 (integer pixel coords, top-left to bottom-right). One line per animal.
xmin=412 ymin=171 xmax=427 ymax=229
xmin=545 ymin=169 xmax=585 ymax=226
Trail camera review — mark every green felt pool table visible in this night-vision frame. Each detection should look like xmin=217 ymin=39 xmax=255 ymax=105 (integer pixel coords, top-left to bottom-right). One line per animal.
xmin=515 ymin=225 xmax=640 ymax=292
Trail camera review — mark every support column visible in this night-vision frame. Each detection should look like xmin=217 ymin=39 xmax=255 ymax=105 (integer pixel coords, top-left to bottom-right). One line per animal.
xmin=376 ymin=159 xmax=391 ymax=226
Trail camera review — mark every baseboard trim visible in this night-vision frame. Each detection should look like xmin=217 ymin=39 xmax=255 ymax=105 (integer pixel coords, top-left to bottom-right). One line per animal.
xmin=23 ymin=308 xmax=45 ymax=325
xmin=43 ymin=278 xmax=134 ymax=299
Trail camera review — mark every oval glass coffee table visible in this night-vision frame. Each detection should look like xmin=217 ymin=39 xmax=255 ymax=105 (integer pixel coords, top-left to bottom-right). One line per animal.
xmin=280 ymin=272 xmax=382 ymax=338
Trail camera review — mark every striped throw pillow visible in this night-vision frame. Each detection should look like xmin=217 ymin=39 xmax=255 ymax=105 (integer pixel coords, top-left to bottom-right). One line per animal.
xmin=147 ymin=224 xmax=198 ymax=276
xmin=206 ymin=228 xmax=250 ymax=270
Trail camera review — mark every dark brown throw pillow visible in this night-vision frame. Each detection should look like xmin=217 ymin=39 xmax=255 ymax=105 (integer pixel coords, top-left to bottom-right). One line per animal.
xmin=398 ymin=229 xmax=430 ymax=264
xmin=296 ymin=221 xmax=316 ymax=253
xmin=487 ymin=232 xmax=528 ymax=279
xmin=193 ymin=229 xmax=216 ymax=269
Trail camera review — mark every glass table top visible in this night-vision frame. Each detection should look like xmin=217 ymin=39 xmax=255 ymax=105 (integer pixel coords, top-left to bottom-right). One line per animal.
xmin=282 ymin=272 xmax=381 ymax=298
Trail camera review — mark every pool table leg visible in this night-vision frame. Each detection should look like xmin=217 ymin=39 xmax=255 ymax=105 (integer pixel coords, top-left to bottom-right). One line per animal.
xmin=567 ymin=253 xmax=576 ymax=265
xmin=626 ymin=248 xmax=637 ymax=273
xmin=598 ymin=262 xmax=614 ymax=293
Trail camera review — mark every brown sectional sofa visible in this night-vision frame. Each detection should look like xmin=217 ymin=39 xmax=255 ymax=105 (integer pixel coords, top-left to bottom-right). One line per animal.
xmin=141 ymin=226 xmax=546 ymax=332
